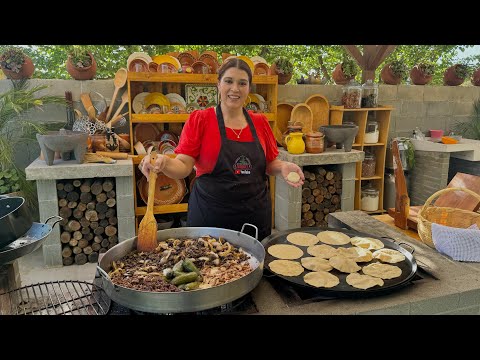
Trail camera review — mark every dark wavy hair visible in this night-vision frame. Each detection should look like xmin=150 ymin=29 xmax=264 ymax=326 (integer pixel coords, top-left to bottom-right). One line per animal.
xmin=217 ymin=58 xmax=252 ymax=85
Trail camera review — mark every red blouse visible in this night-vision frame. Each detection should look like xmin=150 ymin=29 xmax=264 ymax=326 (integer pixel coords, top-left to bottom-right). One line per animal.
xmin=175 ymin=107 xmax=279 ymax=177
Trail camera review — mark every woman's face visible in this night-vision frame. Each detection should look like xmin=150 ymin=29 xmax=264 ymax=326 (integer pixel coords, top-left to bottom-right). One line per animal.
xmin=218 ymin=67 xmax=250 ymax=110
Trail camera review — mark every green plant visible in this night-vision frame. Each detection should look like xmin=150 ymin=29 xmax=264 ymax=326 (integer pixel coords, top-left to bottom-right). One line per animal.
xmin=273 ymin=56 xmax=293 ymax=75
xmin=0 ymin=46 xmax=26 ymax=73
xmin=416 ymin=62 xmax=435 ymax=76
xmin=390 ymin=60 xmax=408 ymax=80
xmin=453 ymin=63 xmax=470 ymax=79
xmin=453 ymin=99 xmax=480 ymax=140
xmin=341 ymin=58 xmax=359 ymax=78
xmin=68 ymin=46 xmax=92 ymax=68
xmin=0 ymin=168 xmax=21 ymax=194
xmin=0 ymin=79 xmax=65 ymax=204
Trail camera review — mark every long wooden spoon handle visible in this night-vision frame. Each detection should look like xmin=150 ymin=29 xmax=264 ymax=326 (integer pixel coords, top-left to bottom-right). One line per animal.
xmin=111 ymin=99 xmax=128 ymax=122
xmin=106 ymin=86 xmax=120 ymax=122
xmin=146 ymin=151 xmax=158 ymax=213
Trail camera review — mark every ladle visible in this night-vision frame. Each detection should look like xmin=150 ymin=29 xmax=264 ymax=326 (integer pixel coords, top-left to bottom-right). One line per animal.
xmin=106 ymin=68 xmax=127 ymax=122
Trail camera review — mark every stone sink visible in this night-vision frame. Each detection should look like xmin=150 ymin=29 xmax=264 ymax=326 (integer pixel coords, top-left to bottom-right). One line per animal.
xmin=320 ymin=124 xmax=359 ymax=152
xmin=36 ymin=129 xmax=88 ymax=166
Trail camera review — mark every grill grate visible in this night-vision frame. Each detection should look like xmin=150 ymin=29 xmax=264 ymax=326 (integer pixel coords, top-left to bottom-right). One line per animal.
xmin=0 ymin=280 xmax=111 ymax=315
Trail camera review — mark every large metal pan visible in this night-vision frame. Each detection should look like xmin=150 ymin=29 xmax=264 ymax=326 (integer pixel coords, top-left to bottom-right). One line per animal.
xmin=261 ymin=227 xmax=417 ymax=298
xmin=0 ymin=195 xmax=33 ymax=249
xmin=0 ymin=216 xmax=62 ymax=264
xmin=98 ymin=224 xmax=265 ymax=313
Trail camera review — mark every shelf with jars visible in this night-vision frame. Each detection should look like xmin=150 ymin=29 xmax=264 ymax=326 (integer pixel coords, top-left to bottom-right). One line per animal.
xmin=126 ymin=71 xmax=279 ymax=230
xmin=329 ymin=103 xmax=393 ymax=213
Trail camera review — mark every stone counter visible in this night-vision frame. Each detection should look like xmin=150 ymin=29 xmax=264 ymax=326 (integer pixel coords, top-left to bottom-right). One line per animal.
xmin=249 ymin=211 xmax=480 ymax=315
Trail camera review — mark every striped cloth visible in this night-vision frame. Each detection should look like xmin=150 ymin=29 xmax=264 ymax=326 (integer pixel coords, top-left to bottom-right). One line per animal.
xmin=432 ymin=223 xmax=480 ymax=262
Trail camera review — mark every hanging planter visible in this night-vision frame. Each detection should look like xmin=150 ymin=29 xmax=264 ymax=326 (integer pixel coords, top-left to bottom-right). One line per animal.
xmin=0 ymin=46 xmax=35 ymax=80
xmin=66 ymin=51 xmax=97 ymax=80
xmin=410 ymin=63 xmax=434 ymax=85
xmin=380 ymin=61 xmax=407 ymax=85
xmin=332 ymin=59 xmax=358 ymax=85
xmin=471 ymin=68 xmax=480 ymax=86
xmin=443 ymin=64 xmax=468 ymax=86
xmin=270 ymin=57 xmax=293 ymax=85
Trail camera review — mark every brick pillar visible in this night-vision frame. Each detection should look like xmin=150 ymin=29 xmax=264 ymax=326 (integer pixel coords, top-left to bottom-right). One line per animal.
xmin=410 ymin=150 xmax=450 ymax=205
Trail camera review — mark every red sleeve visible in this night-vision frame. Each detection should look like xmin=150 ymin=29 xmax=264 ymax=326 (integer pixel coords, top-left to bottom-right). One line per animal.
xmin=175 ymin=109 xmax=205 ymax=159
xmin=249 ymin=111 xmax=279 ymax=162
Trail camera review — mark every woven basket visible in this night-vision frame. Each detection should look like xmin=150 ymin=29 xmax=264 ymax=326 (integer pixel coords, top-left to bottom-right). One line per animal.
xmin=417 ymin=187 xmax=480 ymax=249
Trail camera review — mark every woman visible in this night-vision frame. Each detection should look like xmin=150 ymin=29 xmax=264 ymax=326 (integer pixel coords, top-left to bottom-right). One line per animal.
xmin=139 ymin=58 xmax=304 ymax=240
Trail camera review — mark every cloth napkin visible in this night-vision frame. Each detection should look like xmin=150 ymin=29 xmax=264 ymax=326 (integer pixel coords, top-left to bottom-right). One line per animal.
xmin=431 ymin=222 xmax=480 ymax=262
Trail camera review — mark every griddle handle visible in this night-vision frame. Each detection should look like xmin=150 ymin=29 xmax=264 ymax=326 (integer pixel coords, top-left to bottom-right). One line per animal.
xmin=96 ymin=265 xmax=111 ymax=281
xmin=399 ymin=242 xmax=415 ymax=254
xmin=44 ymin=215 xmax=63 ymax=228
xmin=240 ymin=223 xmax=258 ymax=240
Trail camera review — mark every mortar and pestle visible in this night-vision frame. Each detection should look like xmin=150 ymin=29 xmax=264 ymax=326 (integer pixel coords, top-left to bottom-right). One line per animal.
xmin=320 ymin=124 xmax=359 ymax=152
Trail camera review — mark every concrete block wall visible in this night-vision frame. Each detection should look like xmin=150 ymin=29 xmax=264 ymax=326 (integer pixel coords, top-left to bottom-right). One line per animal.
xmin=409 ymin=151 xmax=450 ymax=206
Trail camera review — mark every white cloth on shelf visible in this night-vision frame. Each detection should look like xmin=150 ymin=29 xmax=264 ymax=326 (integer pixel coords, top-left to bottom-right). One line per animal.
xmin=432 ymin=223 xmax=480 ymax=262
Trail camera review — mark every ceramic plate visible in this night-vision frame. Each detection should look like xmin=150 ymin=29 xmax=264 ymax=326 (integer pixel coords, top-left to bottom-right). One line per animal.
xmin=236 ymin=56 xmax=255 ymax=73
xmin=250 ymin=56 xmax=268 ymax=65
xmin=127 ymin=52 xmax=152 ymax=69
xmin=132 ymin=92 xmax=150 ymax=114
xmin=198 ymin=53 xmax=219 ymax=73
xmin=165 ymin=93 xmax=187 ymax=107
xmin=128 ymin=58 xmax=149 ymax=72
xmin=177 ymin=52 xmax=196 ymax=66
xmin=144 ymin=92 xmax=171 ymax=108
xmin=185 ymin=102 xmax=201 ymax=114
xmin=152 ymin=55 xmax=181 ymax=70
xmin=134 ymin=123 xmax=160 ymax=144
xmin=185 ymin=84 xmax=219 ymax=110
xmin=254 ymin=62 xmax=270 ymax=75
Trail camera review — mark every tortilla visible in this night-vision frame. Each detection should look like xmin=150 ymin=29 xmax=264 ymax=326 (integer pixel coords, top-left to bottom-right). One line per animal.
xmin=286 ymin=232 xmax=319 ymax=247
xmin=346 ymin=273 xmax=384 ymax=289
xmin=301 ymin=257 xmax=333 ymax=272
xmin=269 ymin=259 xmax=304 ymax=276
xmin=317 ymin=231 xmax=351 ymax=245
xmin=307 ymin=244 xmax=338 ymax=259
xmin=267 ymin=244 xmax=303 ymax=260
xmin=304 ymin=271 xmax=340 ymax=288
xmin=336 ymin=247 xmax=373 ymax=263
xmin=350 ymin=236 xmax=385 ymax=250
xmin=362 ymin=263 xmax=402 ymax=279
xmin=328 ymin=255 xmax=361 ymax=273
xmin=372 ymin=248 xmax=406 ymax=264
xmin=287 ymin=172 xmax=300 ymax=183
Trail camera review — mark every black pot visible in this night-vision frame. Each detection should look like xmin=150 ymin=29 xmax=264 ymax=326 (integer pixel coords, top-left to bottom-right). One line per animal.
xmin=0 ymin=196 xmax=33 ymax=249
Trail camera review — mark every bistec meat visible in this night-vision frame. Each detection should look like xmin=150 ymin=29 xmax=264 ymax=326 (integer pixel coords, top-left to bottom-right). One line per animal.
xmin=108 ymin=235 xmax=252 ymax=292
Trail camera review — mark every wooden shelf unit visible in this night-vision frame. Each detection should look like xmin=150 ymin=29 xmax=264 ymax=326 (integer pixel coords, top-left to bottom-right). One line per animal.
xmin=329 ymin=105 xmax=393 ymax=213
xmin=127 ymin=72 xmax=278 ymax=231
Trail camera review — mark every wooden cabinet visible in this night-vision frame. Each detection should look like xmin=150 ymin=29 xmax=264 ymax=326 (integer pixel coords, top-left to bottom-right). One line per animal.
xmin=126 ymin=72 xmax=278 ymax=230
xmin=329 ymin=105 xmax=393 ymax=214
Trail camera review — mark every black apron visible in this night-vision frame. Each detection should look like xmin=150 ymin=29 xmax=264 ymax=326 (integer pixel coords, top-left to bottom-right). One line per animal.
xmin=187 ymin=105 xmax=271 ymax=241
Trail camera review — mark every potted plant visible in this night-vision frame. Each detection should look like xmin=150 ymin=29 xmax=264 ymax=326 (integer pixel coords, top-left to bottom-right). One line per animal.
xmin=410 ymin=62 xmax=435 ymax=85
xmin=380 ymin=60 xmax=408 ymax=85
xmin=270 ymin=57 xmax=293 ymax=85
xmin=66 ymin=46 xmax=97 ymax=80
xmin=0 ymin=46 xmax=35 ymax=80
xmin=471 ymin=65 xmax=480 ymax=86
xmin=332 ymin=57 xmax=359 ymax=85
xmin=0 ymin=79 xmax=65 ymax=205
xmin=443 ymin=63 xmax=470 ymax=86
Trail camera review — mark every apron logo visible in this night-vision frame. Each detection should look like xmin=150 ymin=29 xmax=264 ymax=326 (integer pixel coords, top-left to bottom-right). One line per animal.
xmin=233 ymin=155 xmax=252 ymax=175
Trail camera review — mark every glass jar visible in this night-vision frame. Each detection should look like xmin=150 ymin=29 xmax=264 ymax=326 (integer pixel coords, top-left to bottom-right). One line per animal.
xmin=361 ymin=186 xmax=379 ymax=211
xmin=364 ymin=119 xmax=379 ymax=144
xmin=342 ymin=80 xmax=362 ymax=109
xmin=361 ymin=79 xmax=378 ymax=108
xmin=362 ymin=151 xmax=376 ymax=177
xmin=305 ymin=131 xmax=325 ymax=153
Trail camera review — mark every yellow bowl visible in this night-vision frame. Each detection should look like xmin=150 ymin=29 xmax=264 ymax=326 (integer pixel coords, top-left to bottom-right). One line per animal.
xmin=236 ymin=56 xmax=255 ymax=74
xmin=144 ymin=92 xmax=171 ymax=109
xmin=152 ymin=55 xmax=181 ymax=70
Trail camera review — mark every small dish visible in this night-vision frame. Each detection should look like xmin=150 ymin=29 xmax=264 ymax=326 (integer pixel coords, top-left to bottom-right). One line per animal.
xmin=157 ymin=62 xmax=177 ymax=73
xmin=127 ymin=52 xmax=152 ymax=69
xmin=254 ymin=62 xmax=270 ymax=75
xmin=128 ymin=58 xmax=149 ymax=72
xmin=191 ymin=60 xmax=210 ymax=74
xmin=177 ymin=52 xmax=196 ymax=66
xmin=132 ymin=92 xmax=150 ymax=114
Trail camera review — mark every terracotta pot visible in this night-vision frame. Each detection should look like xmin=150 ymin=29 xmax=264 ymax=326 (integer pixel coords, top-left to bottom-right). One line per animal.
xmin=443 ymin=65 xmax=465 ymax=86
xmin=66 ymin=52 xmax=97 ymax=80
xmin=380 ymin=63 xmax=402 ymax=85
xmin=471 ymin=68 xmax=480 ymax=86
xmin=332 ymin=63 xmax=354 ymax=85
xmin=1 ymin=55 xmax=35 ymax=80
xmin=410 ymin=65 xmax=432 ymax=85
xmin=269 ymin=63 xmax=292 ymax=85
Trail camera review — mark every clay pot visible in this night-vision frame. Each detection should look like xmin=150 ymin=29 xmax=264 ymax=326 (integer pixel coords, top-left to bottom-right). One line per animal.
xmin=269 ymin=63 xmax=292 ymax=85
xmin=66 ymin=52 xmax=97 ymax=80
xmin=471 ymin=68 xmax=480 ymax=86
xmin=410 ymin=65 xmax=433 ymax=85
xmin=1 ymin=55 xmax=35 ymax=80
xmin=380 ymin=63 xmax=402 ymax=85
xmin=332 ymin=63 xmax=354 ymax=85
xmin=443 ymin=65 xmax=465 ymax=86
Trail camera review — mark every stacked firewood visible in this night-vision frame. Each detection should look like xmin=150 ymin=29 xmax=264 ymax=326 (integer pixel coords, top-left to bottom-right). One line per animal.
xmin=57 ymin=178 xmax=118 ymax=266
xmin=301 ymin=166 xmax=342 ymax=227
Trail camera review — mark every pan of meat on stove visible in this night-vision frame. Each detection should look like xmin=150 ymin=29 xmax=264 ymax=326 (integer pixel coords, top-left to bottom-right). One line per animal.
xmin=261 ymin=227 xmax=417 ymax=298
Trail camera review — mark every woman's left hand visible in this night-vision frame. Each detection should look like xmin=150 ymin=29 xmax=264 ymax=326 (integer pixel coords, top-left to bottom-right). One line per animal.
xmin=281 ymin=162 xmax=305 ymax=188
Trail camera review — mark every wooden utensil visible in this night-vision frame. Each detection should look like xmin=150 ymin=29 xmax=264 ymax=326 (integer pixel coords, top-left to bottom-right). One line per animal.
xmin=80 ymin=93 xmax=96 ymax=119
xmin=392 ymin=139 xmax=410 ymax=230
xmin=106 ymin=111 xmax=129 ymax=129
xmin=110 ymin=91 xmax=129 ymax=124
xmin=106 ymin=68 xmax=128 ymax=122
xmin=94 ymin=151 xmax=137 ymax=160
xmin=137 ymin=151 xmax=159 ymax=252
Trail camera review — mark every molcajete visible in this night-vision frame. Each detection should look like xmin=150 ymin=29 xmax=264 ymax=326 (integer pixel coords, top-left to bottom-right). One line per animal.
xmin=320 ymin=124 xmax=359 ymax=152
xmin=36 ymin=129 xmax=88 ymax=166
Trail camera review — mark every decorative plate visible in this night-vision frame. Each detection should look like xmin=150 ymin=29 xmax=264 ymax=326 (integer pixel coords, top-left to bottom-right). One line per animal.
xmin=138 ymin=175 xmax=186 ymax=206
xmin=177 ymin=52 xmax=196 ymax=66
xmin=191 ymin=60 xmax=210 ymax=74
xmin=128 ymin=58 xmax=149 ymax=72
xmin=236 ymin=56 xmax=255 ymax=73
xmin=144 ymin=92 xmax=170 ymax=108
xmin=127 ymin=52 xmax=153 ymax=69
xmin=157 ymin=62 xmax=177 ymax=73
xmin=254 ymin=62 xmax=270 ymax=76
xmin=185 ymin=84 xmax=219 ymax=110
xmin=185 ymin=102 xmax=201 ymax=114
xmin=250 ymin=56 xmax=268 ymax=65
xmin=152 ymin=55 xmax=181 ymax=70
xmin=134 ymin=123 xmax=160 ymax=144
xmin=165 ymin=93 xmax=186 ymax=107
xmin=132 ymin=92 xmax=150 ymax=114
xmin=198 ymin=53 xmax=219 ymax=73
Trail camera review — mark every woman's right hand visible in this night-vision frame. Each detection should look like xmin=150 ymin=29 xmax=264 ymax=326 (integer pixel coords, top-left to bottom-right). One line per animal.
xmin=138 ymin=153 xmax=169 ymax=180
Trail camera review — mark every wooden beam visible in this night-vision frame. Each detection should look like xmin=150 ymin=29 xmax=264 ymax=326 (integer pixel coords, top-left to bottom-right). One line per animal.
xmin=343 ymin=45 xmax=365 ymax=69
xmin=363 ymin=45 xmax=377 ymax=69
xmin=370 ymin=45 xmax=396 ymax=69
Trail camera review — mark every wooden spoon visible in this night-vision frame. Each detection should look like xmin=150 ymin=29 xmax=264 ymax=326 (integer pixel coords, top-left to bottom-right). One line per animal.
xmin=137 ymin=151 xmax=158 ymax=252
xmin=110 ymin=91 xmax=129 ymax=123
xmin=105 ymin=68 xmax=127 ymax=122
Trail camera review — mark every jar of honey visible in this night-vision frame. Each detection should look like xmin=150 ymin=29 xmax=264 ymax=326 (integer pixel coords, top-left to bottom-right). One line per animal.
xmin=305 ymin=131 xmax=325 ymax=153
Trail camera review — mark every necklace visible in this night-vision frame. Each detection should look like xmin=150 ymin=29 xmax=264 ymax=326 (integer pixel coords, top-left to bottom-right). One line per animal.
xmin=230 ymin=127 xmax=244 ymax=139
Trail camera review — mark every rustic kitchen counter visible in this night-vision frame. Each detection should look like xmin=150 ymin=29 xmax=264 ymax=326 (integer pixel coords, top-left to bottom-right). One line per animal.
xmin=250 ymin=211 xmax=480 ymax=315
